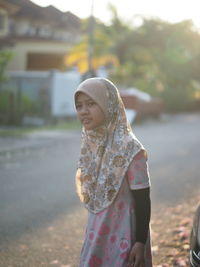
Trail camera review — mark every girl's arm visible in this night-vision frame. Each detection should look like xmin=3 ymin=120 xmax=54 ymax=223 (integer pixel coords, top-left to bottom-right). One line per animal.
xmin=127 ymin=187 xmax=151 ymax=267
xmin=132 ymin=187 xmax=151 ymax=244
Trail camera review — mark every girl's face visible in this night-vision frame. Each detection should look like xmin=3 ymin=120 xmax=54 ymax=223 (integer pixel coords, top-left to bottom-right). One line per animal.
xmin=75 ymin=92 xmax=106 ymax=130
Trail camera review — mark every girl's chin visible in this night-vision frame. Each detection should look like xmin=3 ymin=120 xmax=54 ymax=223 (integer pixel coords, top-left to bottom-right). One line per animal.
xmin=83 ymin=124 xmax=93 ymax=130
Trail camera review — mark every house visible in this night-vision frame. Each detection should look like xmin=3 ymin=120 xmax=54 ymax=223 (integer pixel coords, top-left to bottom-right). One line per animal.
xmin=0 ymin=0 xmax=81 ymax=71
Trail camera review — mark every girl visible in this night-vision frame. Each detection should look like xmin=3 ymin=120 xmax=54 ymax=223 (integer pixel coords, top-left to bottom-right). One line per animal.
xmin=74 ymin=78 xmax=152 ymax=267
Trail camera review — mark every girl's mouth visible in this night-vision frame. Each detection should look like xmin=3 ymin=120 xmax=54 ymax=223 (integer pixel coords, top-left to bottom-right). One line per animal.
xmin=82 ymin=118 xmax=91 ymax=124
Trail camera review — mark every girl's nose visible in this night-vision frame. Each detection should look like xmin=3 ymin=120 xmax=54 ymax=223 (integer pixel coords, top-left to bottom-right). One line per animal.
xmin=80 ymin=105 xmax=89 ymax=114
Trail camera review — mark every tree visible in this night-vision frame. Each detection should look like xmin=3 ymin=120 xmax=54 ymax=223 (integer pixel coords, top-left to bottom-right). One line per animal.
xmin=0 ymin=50 xmax=13 ymax=81
xmin=66 ymin=6 xmax=200 ymax=111
xmin=65 ymin=17 xmax=119 ymax=75
xmin=108 ymin=16 xmax=200 ymax=110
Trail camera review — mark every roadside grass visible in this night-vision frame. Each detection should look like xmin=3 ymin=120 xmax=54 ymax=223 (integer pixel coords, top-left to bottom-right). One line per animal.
xmin=0 ymin=119 xmax=81 ymax=137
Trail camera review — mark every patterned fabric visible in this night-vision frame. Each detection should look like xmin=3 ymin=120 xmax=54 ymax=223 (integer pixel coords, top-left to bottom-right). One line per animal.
xmin=127 ymin=150 xmax=151 ymax=190
xmin=75 ymin=78 xmax=144 ymax=213
xmin=79 ymin=153 xmax=152 ymax=267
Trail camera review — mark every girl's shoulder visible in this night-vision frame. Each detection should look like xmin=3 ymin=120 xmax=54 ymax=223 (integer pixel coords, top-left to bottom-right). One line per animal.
xmin=133 ymin=149 xmax=148 ymax=161
xmin=127 ymin=149 xmax=150 ymax=190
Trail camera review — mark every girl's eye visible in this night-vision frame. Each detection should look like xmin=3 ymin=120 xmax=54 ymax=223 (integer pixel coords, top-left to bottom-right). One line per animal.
xmin=76 ymin=104 xmax=82 ymax=110
xmin=88 ymin=102 xmax=95 ymax=107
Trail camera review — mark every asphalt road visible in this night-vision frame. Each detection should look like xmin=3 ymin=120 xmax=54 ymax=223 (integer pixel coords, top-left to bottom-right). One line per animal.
xmin=0 ymin=130 xmax=81 ymax=244
xmin=0 ymin=113 xmax=200 ymax=266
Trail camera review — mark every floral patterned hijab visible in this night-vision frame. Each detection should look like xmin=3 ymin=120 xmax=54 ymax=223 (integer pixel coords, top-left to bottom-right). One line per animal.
xmin=75 ymin=78 xmax=144 ymax=213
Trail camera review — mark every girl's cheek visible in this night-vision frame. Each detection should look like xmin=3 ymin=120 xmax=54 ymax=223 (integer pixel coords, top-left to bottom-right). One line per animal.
xmin=76 ymin=113 xmax=82 ymax=122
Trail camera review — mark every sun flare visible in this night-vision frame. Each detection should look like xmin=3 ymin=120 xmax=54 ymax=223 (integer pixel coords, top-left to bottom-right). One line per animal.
xmin=31 ymin=0 xmax=200 ymax=28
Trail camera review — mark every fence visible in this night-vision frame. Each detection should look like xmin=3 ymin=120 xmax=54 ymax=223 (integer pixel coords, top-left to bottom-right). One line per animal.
xmin=0 ymin=70 xmax=81 ymax=125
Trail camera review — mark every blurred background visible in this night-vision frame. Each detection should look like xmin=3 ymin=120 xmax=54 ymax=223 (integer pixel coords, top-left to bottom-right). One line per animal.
xmin=0 ymin=0 xmax=200 ymax=125
xmin=0 ymin=0 xmax=200 ymax=266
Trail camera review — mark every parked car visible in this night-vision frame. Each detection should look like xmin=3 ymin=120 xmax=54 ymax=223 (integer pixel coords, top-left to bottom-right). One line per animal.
xmin=120 ymin=88 xmax=164 ymax=122
xmin=190 ymin=205 xmax=200 ymax=266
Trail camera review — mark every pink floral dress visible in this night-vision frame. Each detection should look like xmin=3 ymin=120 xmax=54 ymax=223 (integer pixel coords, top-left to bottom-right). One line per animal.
xmin=79 ymin=152 xmax=152 ymax=267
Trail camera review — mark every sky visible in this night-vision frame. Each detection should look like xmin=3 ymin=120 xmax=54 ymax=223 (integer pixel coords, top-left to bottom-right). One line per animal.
xmin=31 ymin=0 xmax=200 ymax=28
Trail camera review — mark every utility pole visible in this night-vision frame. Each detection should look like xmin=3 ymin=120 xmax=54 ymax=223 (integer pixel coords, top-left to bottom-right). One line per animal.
xmin=87 ymin=0 xmax=95 ymax=78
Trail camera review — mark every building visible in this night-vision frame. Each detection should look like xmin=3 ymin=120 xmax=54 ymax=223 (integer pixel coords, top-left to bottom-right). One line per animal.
xmin=0 ymin=0 xmax=81 ymax=71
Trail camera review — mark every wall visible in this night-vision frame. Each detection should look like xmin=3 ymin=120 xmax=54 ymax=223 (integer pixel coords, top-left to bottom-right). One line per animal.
xmin=6 ymin=40 xmax=72 ymax=71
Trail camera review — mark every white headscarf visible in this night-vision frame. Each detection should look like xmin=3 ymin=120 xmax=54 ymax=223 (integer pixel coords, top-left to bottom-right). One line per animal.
xmin=75 ymin=78 xmax=144 ymax=213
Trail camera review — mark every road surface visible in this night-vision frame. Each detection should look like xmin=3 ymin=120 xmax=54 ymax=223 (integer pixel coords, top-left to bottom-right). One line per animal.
xmin=0 ymin=113 xmax=199 ymax=267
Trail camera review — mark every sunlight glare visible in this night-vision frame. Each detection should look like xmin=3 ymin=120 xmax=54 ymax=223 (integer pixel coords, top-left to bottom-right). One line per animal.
xmin=31 ymin=0 xmax=200 ymax=28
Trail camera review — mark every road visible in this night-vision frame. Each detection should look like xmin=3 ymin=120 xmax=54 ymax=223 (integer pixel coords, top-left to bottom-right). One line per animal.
xmin=0 ymin=130 xmax=81 ymax=242
xmin=0 ymin=113 xmax=200 ymax=267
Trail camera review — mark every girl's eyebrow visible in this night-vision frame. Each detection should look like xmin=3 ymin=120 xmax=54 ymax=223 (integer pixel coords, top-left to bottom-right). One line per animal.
xmin=76 ymin=97 xmax=94 ymax=103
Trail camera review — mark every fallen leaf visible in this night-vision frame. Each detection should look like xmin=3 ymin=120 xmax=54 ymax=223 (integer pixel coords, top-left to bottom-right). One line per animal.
xmin=50 ymin=259 xmax=60 ymax=264
xmin=152 ymin=245 xmax=159 ymax=252
xmin=182 ymin=244 xmax=190 ymax=250
xmin=173 ymin=258 xmax=187 ymax=266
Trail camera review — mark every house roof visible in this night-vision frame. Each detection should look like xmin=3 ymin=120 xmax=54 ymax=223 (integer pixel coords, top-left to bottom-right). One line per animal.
xmin=0 ymin=0 xmax=20 ymax=15
xmin=40 ymin=6 xmax=80 ymax=29
xmin=5 ymin=0 xmax=81 ymax=29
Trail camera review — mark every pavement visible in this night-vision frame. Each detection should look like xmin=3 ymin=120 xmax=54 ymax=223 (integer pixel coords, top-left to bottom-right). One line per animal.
xmin=0 ymin=112 xmax=200 ymax=267
xmin=0 ymin=130 xmax=80 ymax=155
xmin=0 ymin=113 xmax=168 ymax=155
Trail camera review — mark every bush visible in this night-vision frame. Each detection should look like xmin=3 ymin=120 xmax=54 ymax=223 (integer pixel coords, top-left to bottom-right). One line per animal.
xmin=0 ymin=90 xmax=43 ymax=125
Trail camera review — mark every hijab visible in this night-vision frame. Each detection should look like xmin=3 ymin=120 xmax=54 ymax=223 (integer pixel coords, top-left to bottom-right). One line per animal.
xmin=75 ymin=77 xmax=144 ymax=213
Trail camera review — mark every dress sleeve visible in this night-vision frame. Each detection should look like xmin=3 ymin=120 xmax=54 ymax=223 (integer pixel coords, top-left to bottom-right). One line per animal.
xmin=132 ymin=188 xmax=151 ymax=244
xmin=127 ymin=150 xmax=151 ymax=190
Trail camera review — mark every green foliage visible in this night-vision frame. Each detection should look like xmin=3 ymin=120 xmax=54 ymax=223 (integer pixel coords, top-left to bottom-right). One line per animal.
xmin=104 ymin=14 xmax=200 ymax=111
xmin=0 ymin=50 xmax=13 ymax=81
xmin=0 ymin=90 xmax=10 ymax=111
xmin=0 ymin=90 xmax=43 ymax=125
xmin=0 ymin=91 xmax=40 ymax=114
xmin=21 ymin=95 xmax=41 ymax=114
